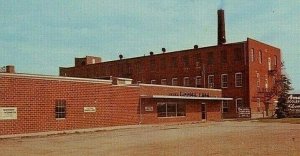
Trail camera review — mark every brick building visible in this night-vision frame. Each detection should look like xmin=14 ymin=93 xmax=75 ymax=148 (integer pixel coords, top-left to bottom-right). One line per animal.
xmin=60 ymin=10 xmax=282 ymax=118
xmin=0 ymin=71 xmax=230 ymax=135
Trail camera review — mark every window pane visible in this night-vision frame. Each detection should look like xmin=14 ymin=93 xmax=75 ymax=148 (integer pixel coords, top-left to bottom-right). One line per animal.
xmin=177 ymin=104 xmax=186 ymax=116
xmin=167 ymin=104 xmax=176 ymax=117
xmin=157 ymin=103 xmax=166 ymax=117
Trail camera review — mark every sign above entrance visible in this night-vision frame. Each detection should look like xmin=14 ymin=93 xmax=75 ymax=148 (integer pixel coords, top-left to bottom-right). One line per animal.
xmin=169 ymin=92 xmax=209 ymax=97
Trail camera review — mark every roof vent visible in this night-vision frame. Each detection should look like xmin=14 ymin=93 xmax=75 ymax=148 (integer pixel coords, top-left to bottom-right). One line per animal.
xmin=119 ymin=54 xmax=123 ymax=60
xmin=194 ymin=45 xmax=199 ymax=49
xmin=150 ymin=51 xmax=154 ymax=56
xmin=162 ymin=48 xmax=166 ymax=53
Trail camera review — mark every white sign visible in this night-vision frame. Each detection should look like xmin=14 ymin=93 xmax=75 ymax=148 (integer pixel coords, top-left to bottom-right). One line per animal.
xmin=0 ymin=107 xmax=17 ymax=120
xmin=145 ymin=106 xmax=153 ymax=112
xmin=84 ymin=107 xmax=96 ymax=113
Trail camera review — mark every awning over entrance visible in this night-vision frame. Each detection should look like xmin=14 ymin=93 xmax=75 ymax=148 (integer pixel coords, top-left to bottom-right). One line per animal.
xmin=140 ymin=95 xmax=233 ymax=101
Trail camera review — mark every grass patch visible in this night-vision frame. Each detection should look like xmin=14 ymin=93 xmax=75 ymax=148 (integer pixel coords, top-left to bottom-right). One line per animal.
xmin=256 ymin=118 xmax=300 ymax=124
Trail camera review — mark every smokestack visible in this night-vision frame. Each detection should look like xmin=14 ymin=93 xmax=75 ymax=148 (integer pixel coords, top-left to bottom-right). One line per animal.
xmin=218 ymin=9 xmax=226 ymax=45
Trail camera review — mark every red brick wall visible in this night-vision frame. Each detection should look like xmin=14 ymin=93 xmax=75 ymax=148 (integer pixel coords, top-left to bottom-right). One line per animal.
xmin=247 ymin=38 xmax=281 ymax=117
xmin=139 ymin=84 xmax=222 ymax=97
xmin=140 ymin=99 xmax=222 ymax=124
xmin=0 ymin=74 xmax=140 ymax=135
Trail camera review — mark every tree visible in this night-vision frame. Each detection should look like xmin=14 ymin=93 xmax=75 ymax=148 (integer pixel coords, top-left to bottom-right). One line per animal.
xmin=275 ymin=63 xmax=293 ymax=118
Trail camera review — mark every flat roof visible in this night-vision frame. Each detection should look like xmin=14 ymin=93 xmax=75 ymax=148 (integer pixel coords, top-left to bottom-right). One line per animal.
xmin=138 ymin=83 xmax=222 ymax=91
xmin=140 ymin=95 xmax=233 ymax=101
xmin=0 ymin=73 xmax=112 ymax=84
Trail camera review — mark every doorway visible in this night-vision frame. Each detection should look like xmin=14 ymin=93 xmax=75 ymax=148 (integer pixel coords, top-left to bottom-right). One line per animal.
xmin=201 ymin=103 xmax=206 ymax=121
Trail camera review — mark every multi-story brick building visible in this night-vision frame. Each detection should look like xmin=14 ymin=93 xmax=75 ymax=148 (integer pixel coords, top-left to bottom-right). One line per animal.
xmin=60 ymin=10 xmax=282 ymax=118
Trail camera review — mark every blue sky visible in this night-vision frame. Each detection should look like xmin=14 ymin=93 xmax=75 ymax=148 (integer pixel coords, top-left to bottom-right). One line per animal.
xmin=1 ymin=0 xmax=300 ymax=92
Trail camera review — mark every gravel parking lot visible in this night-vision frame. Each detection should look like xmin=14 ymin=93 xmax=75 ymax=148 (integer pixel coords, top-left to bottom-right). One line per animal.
xmin=0 ymin=120 xmax=299 ymax=156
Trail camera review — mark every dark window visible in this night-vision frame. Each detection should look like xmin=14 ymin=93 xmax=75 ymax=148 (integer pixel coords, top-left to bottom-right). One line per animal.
xmin=160 ymin=58 xmax=166 ymax=70
xmin=171 ymin=57 xmax=178 ymax=68
xmin=195 ymin=53 xmax=201 ymax=68
xmin=221 ymin=50 xmax=227 ymax=63
xmin=222 ymin=101 xmax=229 ymax=113
xmin=55 ymin=100 xmax=66 ymax=118
xmin=221 ymin=74 xmax=228 ymax=88
xmin=150 ymin=59 xmax=155 ymax=71
xmin=183 ymin=56 xmax=189 ymax=68
xmin=208 ymin=52 xmax=214 ymax=64
xmin=236 ymin=98 xmax=243 ymax=112
xmin=234 ymin=48 xmax=242 ymax=61
xmin=157 ymin=102 xmax=186 ymax=117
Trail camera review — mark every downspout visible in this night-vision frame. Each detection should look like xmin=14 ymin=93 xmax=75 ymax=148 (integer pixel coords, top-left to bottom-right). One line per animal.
xmin=139 ymin=98 xmax=142 ymax=125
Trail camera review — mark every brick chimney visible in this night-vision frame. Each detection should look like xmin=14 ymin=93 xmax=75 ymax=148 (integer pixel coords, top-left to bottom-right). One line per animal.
xmin=6 ymin=65 xmax=15 ymax=73
xmin=218 ymin=9 xmax=226 ymax=45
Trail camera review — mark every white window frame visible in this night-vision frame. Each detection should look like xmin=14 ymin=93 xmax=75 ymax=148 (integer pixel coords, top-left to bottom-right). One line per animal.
xmin=274 ymin=55 xmax=277 ymax=66
xmin=257 ymin=98 xmax=261 ymax=112
xmin=222 ymin=101 xmax=229 ymax=113
xmin=195 ymin=76 xmax=201 ymax=87
xmin=183 ymin=77 xmax=189 ymax=87
xmin=235 ymin=73 xmax=243 ymax=87
xmin=268 ymin=57 xmax=271 ymax=71
xmin=258 ymin=50 xmax=262 ymax=64
xmin=256 ymin=72 xmax=260 ymax=88
xmin=250 ymin=48 xmax=254 ymax=62
xmin=151 ymin=80 xmax=156 ymax=84
xmin=236 ymin=98 xmax=243 ymax=113
xmin=208 ymin=75 xmax=214 ymax=88
xmin=221 ymin=74 xmax=228 ymax=88
xmin=265 ymin=75 xmax=268 ymax=89
xmin=172 ymin=78 xmax=178 ymax=86
xmin=161 ymin=79 xmax=167 ymax=85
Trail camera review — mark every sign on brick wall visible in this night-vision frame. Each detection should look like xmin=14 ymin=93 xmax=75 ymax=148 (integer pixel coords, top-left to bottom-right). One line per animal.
xmin=145 ymin=106 xmax=153 ymax=112
xmin=84 ymin=107 xmax=96 ymax=113
xmin=238 ymin=107 xmax=251 ymax=118
xmin=0 ymin=107 xmax=17 ymax=120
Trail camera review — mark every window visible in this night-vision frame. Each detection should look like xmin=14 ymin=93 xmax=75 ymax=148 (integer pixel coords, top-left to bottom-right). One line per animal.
xmin=274 ymin=55 xmax=277 ymax=67
xmin=172 ymin=78 xmax=178 ymax=86
xmin=183 ymin=77 xmax=189 ymax=87
xmin=208 ymin=75 xmax=214 ymax=88
xmin=221 ymin=74 xmax=228 ymax=88
xmin=221 ymin=50 xmax=227 ymax=63
xmin=183 ymin=56 xmax=189 ymax=68
xmin=236 ymin=98 xmax=243 ymax=112
xmin=160 ymin=58 xmax=166 ymax=70
xmin=195 ymin=54 xmax=201 ymax=68
xmin=222 ymin=101 xmax=229 ymax=113
xmin=161 ymin=79 xmax=167 ymax=85
xmin=208 ymin=52 xmax=214 ymax=64
xmin=250 ymin=48 xmax=254 ymax=62
xmin=235 ymin=73 xmax=243 ymax=87
xmin=55 ymin=99 xmax=66 ymax=119
xmin=151 ymin=80 xmax=156 ymax=84
xmin=258 ymin=50 xmax=262 ymax=64
xmin=268 ymin=57 xmax=271 ymax=71
xmin=171 ymin=57 xmax=178 ymax=68
xmin=257 ymin=98 xmax=261 ymax=112
xmin=92 ymin=58 xmax=96 ymax=64
xmin=234 ymin=48 xmax=242 ymax=61
xmin=265 ymin=75 xmax=268 ymax=89
xmin=150 ymin=59 xmax=155 ymax=71
xmin=157 ymin=102 xmax=186 ymax=117
xmin=195 ymin=76 xmax=202 ymax=87
xmin=256 ymin=72 xmax=260 ymax=88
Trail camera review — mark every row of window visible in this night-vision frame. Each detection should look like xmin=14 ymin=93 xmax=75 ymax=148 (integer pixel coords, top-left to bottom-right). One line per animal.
xmin=222 ymin=98 xmax=244 ymax=113
xmin=147 ymin=73 xmax=243 ymax=88
xmin=249 ymin=48 xmax=278 ymax=67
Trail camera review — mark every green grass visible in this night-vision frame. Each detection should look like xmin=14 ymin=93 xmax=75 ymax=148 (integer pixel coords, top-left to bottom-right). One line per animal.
xmin=256 ymin=118 xmax=300 ymax=124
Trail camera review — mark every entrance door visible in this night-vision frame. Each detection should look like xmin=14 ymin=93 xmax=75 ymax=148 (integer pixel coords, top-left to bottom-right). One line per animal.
xmin=201 ymin=103 xmax=206 ymax=121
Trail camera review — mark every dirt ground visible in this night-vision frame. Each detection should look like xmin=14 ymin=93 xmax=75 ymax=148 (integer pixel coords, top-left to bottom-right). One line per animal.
xmin=0 ymin=121 xmax=299 ymax=156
